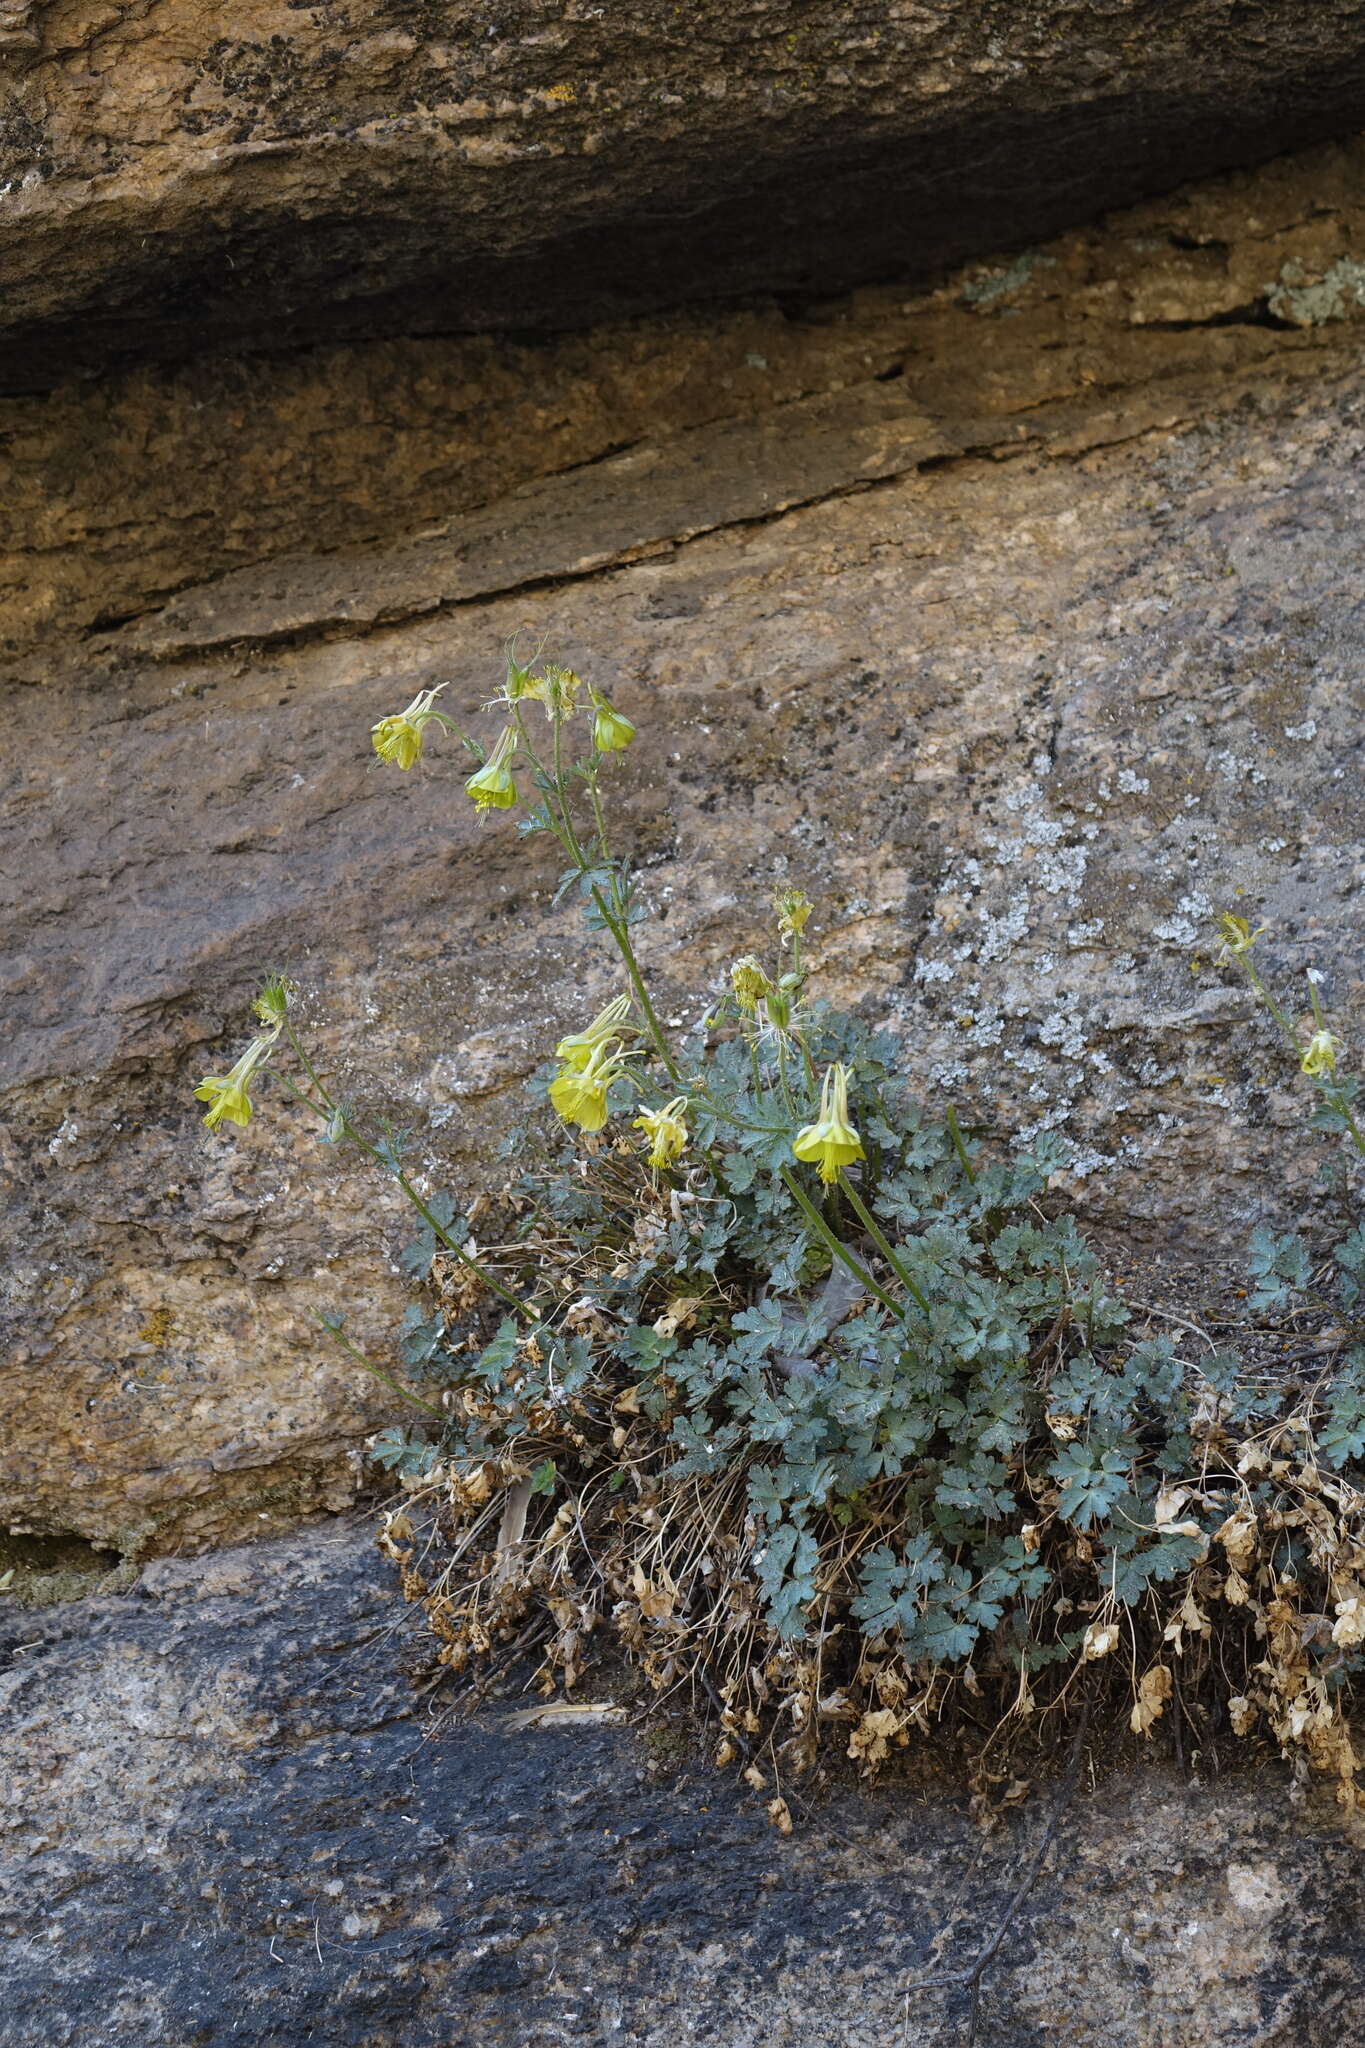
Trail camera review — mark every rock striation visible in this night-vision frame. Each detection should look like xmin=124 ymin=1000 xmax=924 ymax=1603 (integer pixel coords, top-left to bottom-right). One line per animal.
xmin=7 ymin=2 xmax=1365 ymax=383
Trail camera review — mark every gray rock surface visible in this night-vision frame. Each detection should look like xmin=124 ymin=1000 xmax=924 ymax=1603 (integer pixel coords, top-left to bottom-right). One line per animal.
xmin=3 ymin=141 xmax=1363 ymax=1555
xmin=2 ymin=1522 xmax=1364 ymax=2047
xmin=7 ymin=1 xmax=1365 ymax=382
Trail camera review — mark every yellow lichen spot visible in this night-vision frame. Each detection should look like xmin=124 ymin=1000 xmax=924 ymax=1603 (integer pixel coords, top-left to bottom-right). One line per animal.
xmin=137 ymin=1306 xmax=175 ymax=1349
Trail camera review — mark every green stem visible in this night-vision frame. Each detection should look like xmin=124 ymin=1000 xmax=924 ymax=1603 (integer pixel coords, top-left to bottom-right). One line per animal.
xmin=281 ymin=1020 xmax=336 ymax=1112
xmin=272 ymin=1041 xmax=529 ymax=1317
xmin=775 ymin=1031 xmax=798 ymax=1116
xmin=313 ymin=1315 xmax=446 ymax=1419
xmin=590 ymin=884 xmax=681 ymax=1084
xmin=586 ymin=758 xmax=611 ymax=854
xmin=514 ymin=705 xmax=585 ymax=867
xmin=389 ymin=1168 xmax=528 ymax=1315
xmin=945 ymin=1104 xmax=976 ymax=1184
xmin=793 ymin=1022 xmax=818 ymax=1089
xmin=780 ymin=1168 xmax=904 ymax=1317
xmin=1239 ymin=954 xmax=1300 ymax=1052
xmin=1237 ymin=957 xmax=1365 ymax=1157
xmin=1334 ymin=1096 xmax=1365 ymax=1158
xmin=746 ymin=1022 xmax=765 ymax=1102
xmin=834 ymin=1171 xmax=932 ymax=1315
xmin=550 ymin=710 xmax=589 ymax=867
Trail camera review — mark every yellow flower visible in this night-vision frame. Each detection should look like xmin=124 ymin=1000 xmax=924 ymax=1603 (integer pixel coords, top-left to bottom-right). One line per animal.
xmin=549 ymin=1044 xmax=625 ymax=1132
xmin=591 ymin=694 xmax=636 ymax=752
xmin=1215 ymin=912 xmax=1267 ymax=958
xmin=773 ymin=887 xmax=811 ymax=939
xmin=730 ymin=955 xmax=772 ymax=1015
xmin=555 ymin=993 xmax=633 ymax=1072
xmin=1301 ymin=1028 xmax=1341 ymax=1078
xmin=792 ymin=1062 xmax=865 ymax=1184
xmin=634 ymin=1097 xmax=689 ymax=1169
xmin=194 ymin=1034 xmax=274 ymax=1131
xmin=371 ymin=683 xmax=448 ymax=769
xmin=464 ymin=726 xmax=518 ymax=812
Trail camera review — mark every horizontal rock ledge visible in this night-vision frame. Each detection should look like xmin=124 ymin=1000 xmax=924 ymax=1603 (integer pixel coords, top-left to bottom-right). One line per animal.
xmin=7 ymin=1 xmax=1365 ymax=385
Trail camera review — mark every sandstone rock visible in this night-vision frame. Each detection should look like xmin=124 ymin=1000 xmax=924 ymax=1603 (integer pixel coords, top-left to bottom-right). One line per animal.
xmin=7 ymin=2 xmax=1365 ymax=382
xmin=1 ymin=1521 xmax=1363 ymax=2047
xmin=2 ymin=146 xmax=1363 ymax=1553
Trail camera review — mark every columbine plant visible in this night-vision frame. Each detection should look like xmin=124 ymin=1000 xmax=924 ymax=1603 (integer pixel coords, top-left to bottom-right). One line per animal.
xmin=188 ymin=656 xmax=1365 ymax=1805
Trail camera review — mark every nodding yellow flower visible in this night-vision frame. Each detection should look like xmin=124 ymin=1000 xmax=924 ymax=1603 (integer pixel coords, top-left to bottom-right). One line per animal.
xmin=371 ymin=684 xmax=448 ymax=769
xmin=1301 ymin=1029 xmax=1342 ymax=1078
xmin=464 ymin=725 xmax=518 ymax=812
xmin=194 ymin=1034 xmax=274 ymax=1131
xmin=773 ymin=887 xmax=812 ymax=940
xmin=549 ymin=1043 xmax=626 ymax=1132
xmin=1215 ymin=912 xmax=1267 ymax=958
xmin=555 ymin=993 xmax=633 ymax=1072
xmin=730 ymin=955 xmax=772 ymax=1015
xmin=591 ymin=694 xmax=636 ymax=753
xmin=634 ymin=1097 xmax=689 ymax=1170
xmin=792 ymin=1062 xmax=866 ymax=1184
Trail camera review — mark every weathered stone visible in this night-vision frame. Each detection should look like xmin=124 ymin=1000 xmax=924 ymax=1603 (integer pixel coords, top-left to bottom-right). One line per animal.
xmin=2 ymin=1521 xmax=1363 ymax=2047
xmin=3 ymin=145 xmax=1363 ymax=1553
xmin=7 ymin=2 xmax=1365 ymax=383
xmin=7 ymin=133 xmax=1365 ymax=656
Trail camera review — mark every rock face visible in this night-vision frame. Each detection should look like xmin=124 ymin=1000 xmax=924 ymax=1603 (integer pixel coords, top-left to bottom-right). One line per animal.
xmin=7 ymin=1 xmax=1365 ymax=383
xmin=3 ymin=139 xmax=1365 ymax=1555
xmin=2 ymin=1521 xmax=1363 ymax=2048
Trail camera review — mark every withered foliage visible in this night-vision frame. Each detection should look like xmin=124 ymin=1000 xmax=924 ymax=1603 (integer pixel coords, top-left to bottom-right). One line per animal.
xmin=373 ymin=1125 xmax=1365 ymax=1811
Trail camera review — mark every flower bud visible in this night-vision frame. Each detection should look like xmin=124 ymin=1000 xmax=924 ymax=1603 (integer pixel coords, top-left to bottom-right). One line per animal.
xmin=591 ymin=694 xmax=636 ymax=753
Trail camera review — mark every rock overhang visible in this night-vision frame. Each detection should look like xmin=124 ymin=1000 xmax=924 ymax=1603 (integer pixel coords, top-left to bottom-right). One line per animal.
xmin=6 ymin=0 xmax=1365 ymax=386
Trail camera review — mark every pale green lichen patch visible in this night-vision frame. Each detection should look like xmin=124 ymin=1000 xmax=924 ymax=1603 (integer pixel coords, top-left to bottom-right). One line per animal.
xmin=959 ymin=249 xmax=1057 ymax=307
xmin=1267 ymin=255 xmax=1365 ymax=326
